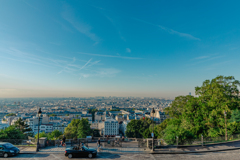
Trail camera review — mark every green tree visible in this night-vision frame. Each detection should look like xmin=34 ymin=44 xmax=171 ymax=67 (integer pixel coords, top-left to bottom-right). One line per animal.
xmin=92 ymin=129 xmax=100 ymax=137
xmin=78 ymin=118 xmax=91 ymax=138
xmin=161 ymin=76 xmax=240 ymax=144
xmin=49 ymin=114 xmax=57 ymax=117
xmin=35 ymin=131 xmax=48 ymax=139
xmin=48 ymin=130 xmax=62 ymax=140
xmin=64 ymin=118 xmax=92 ymax=138
xmin=126 ymin=118 xmax=154 ymax=138
xmin=14 ymin=118 xmax=33 ymax=138
xmin=229 ymin=109 xmax=240 ymax=123
xmin=0 ymin=126 xmax=24 ymax=139
xmin=88 ymin=108 xmax=98 ymax=121
xmin=64 ymin=119 xmax=81 ymax=139
xmin=6 ymin=113 xmax=16 ymax=117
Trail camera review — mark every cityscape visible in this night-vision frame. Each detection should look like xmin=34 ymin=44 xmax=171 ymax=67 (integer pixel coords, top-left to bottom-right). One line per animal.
xmin=1 ymin=0 xmax=240 ymax=159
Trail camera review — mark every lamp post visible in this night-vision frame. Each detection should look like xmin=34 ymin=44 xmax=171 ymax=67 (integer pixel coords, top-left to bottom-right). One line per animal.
xmin=36 ymin=108 xmax=42 ymax=152
xmin=151 ymin=108 xmax=155 ymax=152
xmin=224 ymin=110 xmax=227 ymax=141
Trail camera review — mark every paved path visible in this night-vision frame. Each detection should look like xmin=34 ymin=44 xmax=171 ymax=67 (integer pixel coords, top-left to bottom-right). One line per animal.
xmin=5 ymin=149 xmax=240 ymax=160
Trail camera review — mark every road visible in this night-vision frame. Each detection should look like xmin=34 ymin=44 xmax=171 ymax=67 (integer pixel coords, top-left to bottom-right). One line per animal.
xmin=4 ymin=149 xmax=240 ymax=160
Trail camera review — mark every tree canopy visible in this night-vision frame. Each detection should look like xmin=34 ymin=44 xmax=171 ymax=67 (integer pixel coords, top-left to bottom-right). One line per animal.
xmin=14 ymin=118 xmax=33 ymax=138
xmin=126 ymin=117 xmax=154 ymax=138
xmin=64 ymin=118 xmax=92 ymax=139
xmin=163 ymin=76 xmax=240 ymax=144
xmin=6 ymin=113 xmax=16 ymax=117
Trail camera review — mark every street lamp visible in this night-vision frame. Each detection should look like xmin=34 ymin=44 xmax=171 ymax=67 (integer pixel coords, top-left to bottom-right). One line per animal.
xmin=224 ymin=110 xmax=227 ymax=141
xmin=36 ymin=108 xmax=42 ymax=152
xmin=151 ymin=108 xmax=155 ymax=151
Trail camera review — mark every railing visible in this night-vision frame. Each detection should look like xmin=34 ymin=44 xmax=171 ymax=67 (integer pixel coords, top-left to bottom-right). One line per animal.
xmin=0 ymin=139 xmax=36 ymax=146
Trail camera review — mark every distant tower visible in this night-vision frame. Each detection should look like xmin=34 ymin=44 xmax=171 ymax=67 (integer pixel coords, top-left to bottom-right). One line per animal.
xmin=18 ymin=102 xmax=20 ymax=106
xmin=14 ymin=102 xmax=16 ymax=105
xmin=189 ymin=92 xmax=191 ymax=96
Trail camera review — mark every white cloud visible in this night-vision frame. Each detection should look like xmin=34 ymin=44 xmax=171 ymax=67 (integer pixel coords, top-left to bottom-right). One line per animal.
xmin=126 ymin=48 xmax=131 ymax=53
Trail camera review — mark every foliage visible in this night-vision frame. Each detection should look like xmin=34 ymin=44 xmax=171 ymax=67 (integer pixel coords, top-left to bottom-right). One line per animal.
xmin=126 ymin=117 xmax=154 ymax=138
xmin=14 ymin=118 xmax=33 ymax=138
xmin=0 ymin=126 xmax=24 ymax=139
xmin=229 ymin=109 xmax=240 ymax=123
xmin=49 ymin=114 xmax=57 ymax=117
xmin=64 ymin=118 xmax=92 ymax=139
xmin=35 ymin=131 xmax=48 ymax=139
xmin=48 ymin=130 xmax=63 ymax=140
xmin=6 ymin=113 xmax=16 ymax=117
xmin=109 ymin=109 xmax=120 ymax=111
xmin=88 ymin=108 xmax=98 ymax=121
xmin=65 ymin=114 xmax=69 ymax=116
xmin=92 ymin=129 xmax=100 ymax=137
xmin=162 ymin=76 xmax=240 ymax=144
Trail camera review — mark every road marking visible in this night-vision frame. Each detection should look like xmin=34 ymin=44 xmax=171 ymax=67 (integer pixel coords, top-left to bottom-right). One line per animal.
xmin=52 ymin=154 xmax=61 ymax=159
xmin=150 ymin=154 xmax=156 ymax=160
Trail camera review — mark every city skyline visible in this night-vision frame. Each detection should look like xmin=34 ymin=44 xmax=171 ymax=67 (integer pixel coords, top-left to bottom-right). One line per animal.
xmin=1 ymin=0 xmax=240 ymax=98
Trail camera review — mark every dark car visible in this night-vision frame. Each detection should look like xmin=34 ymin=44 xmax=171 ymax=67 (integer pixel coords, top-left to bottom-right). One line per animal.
xmin=0 ymin=142 xmax=20 ymax=158
xmin=65 ymin=146 xmax=97 ymax=158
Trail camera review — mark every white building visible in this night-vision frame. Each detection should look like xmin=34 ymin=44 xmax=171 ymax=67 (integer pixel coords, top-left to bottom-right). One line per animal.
xmin=103 ymin=117 xmax=119 ymax=136
xmin=33 ymin=124 xmax=53 ymax=134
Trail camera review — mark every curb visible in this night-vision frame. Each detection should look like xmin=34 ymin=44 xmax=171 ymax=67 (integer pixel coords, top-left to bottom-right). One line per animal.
xmin=150 ymin=147 xmax=240 ymax=154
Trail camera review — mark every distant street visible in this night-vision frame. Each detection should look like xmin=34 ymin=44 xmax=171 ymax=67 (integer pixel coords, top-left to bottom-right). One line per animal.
xmin=6 ymin=149 xmax=240 ymax=160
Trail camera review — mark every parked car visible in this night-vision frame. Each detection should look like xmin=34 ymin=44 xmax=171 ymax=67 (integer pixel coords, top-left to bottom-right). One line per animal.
xmin=65 ymin=146 xmax=97 ymax=158
xmin=0 ymin=142 xmax=20 ymax=158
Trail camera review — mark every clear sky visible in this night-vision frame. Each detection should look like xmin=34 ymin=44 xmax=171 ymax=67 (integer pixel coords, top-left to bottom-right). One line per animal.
xmin=0 ymin=0 xmax=240 ymax=98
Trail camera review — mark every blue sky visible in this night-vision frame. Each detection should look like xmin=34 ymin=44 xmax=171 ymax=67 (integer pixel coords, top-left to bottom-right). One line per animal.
xmin=0 ymin=0 xmax=240 ymax=98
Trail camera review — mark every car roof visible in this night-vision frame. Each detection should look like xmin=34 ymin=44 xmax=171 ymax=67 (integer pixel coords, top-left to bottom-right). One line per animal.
xmin=0 ymin=142 xmax=11 ymax=145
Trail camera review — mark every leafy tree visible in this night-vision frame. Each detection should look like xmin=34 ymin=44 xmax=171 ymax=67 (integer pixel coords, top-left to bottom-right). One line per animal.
xmin=165 ymin=95 xmax=193 ymax=118
xmin=92 ymin=129 xmax=100 ymax=137
xmin=88 ymin=108 xmax=98 ymax=121
xmin=14 ymin=118 xmax=33 ymax=138
xmin=109 ymin=109 xmax=120 ymax=111
xmin=64 ymin=118 xmax=91 ymax=139
xmin=78 ymin=118 xmax=91 ymax=138
xmin=49 ymin=114 xmax=57 ymax=117
xmin=0 ymin=126 xmax=24 ymax=139
xmin=48 ymin=130 xmax=62 ymax=140
xmin=64 ymin=119 xmax=81 ymax=139
xmin=35 ymin=131 xmax=48 ymax=139
xmin=161 ymin=76 xmax=240 ymax=144
xmin=65 ymin=114 xmax=69 ymax=116
xmin=154 ymin=119 xmax=170 ymax=138
xmin=142 ymin=128 xmax=151 ymax=138
xmin=6 ymin=113 xmax=16 ymax=117
xmin=229 ymin=109 xmax=240 ymax=123
xmin=126 ymin=117 xmax=154 ymax=138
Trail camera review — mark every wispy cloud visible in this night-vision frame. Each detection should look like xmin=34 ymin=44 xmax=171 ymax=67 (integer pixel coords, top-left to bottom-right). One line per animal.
xmin=79 ymin=58 xmax=92 ymax=70
xmin=80 ymin=68 xmax=121 ymax=79
xmin=189 ymin=54 xmax=226 ymax=66
xmin=126 ymin=48 xmax=131 ymax=53
xmin=78 ymin=52 xmax=142 ymax=60
xmin=62 ymin=4 xmax=99 ymax=43
xmin=132 ymin=18 xmax=200 ymax=41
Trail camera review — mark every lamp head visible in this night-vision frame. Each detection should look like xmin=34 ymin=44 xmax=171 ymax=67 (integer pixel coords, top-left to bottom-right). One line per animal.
xmin=151 ymin=108 xmax=155 ymax=114
xmin=38 ymin=108 xmax=42 ymax=115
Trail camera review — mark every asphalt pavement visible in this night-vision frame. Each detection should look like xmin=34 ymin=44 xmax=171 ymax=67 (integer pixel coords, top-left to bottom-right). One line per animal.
xmin=4 ymin=149 xmax=240 ymax=160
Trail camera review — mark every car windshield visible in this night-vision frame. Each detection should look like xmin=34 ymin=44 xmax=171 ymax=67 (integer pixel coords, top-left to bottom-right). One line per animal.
xmin=4 ymin=143 xmax=14 ymax=148
xmin=82 ymin=146 xmax=88 ymax=150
